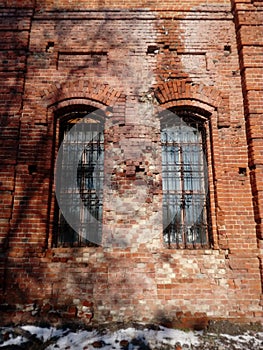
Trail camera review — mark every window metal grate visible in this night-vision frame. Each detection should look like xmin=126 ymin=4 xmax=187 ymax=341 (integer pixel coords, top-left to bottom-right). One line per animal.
xmin=55 ymin=114 xmax=104 ymax=247
xmin=161 ymin=113 xmax=209 ymax=248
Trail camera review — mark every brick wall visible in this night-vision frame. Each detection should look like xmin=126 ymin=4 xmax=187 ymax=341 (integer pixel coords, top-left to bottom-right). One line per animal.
xmin=0 ymin=0 xmax=262 ymax=326
xmin=231 ymin=1 xmax=263 ymax=305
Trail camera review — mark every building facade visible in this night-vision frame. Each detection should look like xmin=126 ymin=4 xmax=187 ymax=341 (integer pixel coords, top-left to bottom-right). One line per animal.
xmin=0 ymin=0 xmax=262 ymax=327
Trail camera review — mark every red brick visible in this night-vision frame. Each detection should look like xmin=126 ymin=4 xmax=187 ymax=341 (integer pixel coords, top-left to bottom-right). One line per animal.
xmin=0 ymin=0 xmax=262 ymax=327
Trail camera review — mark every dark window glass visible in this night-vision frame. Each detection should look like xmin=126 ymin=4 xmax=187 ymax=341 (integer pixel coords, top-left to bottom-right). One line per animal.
xmin=54 ymin=114 xmax=104 ymax=247
xmin=161 ymin=113 xmax=210 ymax=248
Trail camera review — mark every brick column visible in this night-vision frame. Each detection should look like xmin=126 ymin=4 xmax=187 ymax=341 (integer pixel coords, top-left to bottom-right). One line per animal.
xmin=0 ymin=7 xmax=33 ymax=297
xmin=231 ymin=0 xmax=263 ymax=301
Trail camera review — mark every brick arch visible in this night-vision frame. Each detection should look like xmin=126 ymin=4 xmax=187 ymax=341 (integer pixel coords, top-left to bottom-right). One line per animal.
xmin=41 ymin=79 xmax=123 ymax=108
xmin=154 ymin=80 xmax=230 ymax=127
xmin=49 ymin=98 xmax=110 ymax=120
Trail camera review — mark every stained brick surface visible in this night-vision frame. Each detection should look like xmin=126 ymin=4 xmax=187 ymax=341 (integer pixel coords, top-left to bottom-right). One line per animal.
xmin=0 ymin=0 xmax=262 ymax=326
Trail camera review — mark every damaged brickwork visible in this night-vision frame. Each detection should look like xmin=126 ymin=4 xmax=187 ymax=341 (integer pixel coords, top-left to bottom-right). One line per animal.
xmin=0 ymin=0 xmax=262 ymax=327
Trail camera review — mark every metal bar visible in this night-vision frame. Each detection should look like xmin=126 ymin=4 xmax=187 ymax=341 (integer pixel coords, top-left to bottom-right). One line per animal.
xmin=161 ymin=114 xmax=209 ymax=248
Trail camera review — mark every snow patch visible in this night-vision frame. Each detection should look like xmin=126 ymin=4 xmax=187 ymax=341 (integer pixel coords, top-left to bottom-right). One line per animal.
xmin=0 ymin=325 xmax=262 ymax=350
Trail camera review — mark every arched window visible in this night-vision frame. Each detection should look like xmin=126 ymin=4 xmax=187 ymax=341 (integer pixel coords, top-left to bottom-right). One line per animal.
xmin=53 ymin=107 xmax=104 ymax=247
xmin=161 ymin=110 xmax=210 ymax=248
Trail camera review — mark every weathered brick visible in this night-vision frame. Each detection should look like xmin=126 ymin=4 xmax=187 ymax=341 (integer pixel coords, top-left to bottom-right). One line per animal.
xmin=0 ymin=0 xmax=262 ymax=327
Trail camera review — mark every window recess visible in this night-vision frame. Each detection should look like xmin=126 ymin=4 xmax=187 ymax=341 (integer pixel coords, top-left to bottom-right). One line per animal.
xmin=161 ymin=111 xmax=210 ymax=248
xmin=54 ymin=110 xmax=104 ymax=247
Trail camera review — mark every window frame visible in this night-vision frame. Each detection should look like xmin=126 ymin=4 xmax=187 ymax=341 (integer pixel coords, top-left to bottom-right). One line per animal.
xmin=160 ymin=108 xmax=212 ymax=249
xmin=52 ymin=106 xmax=105 ymax=248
